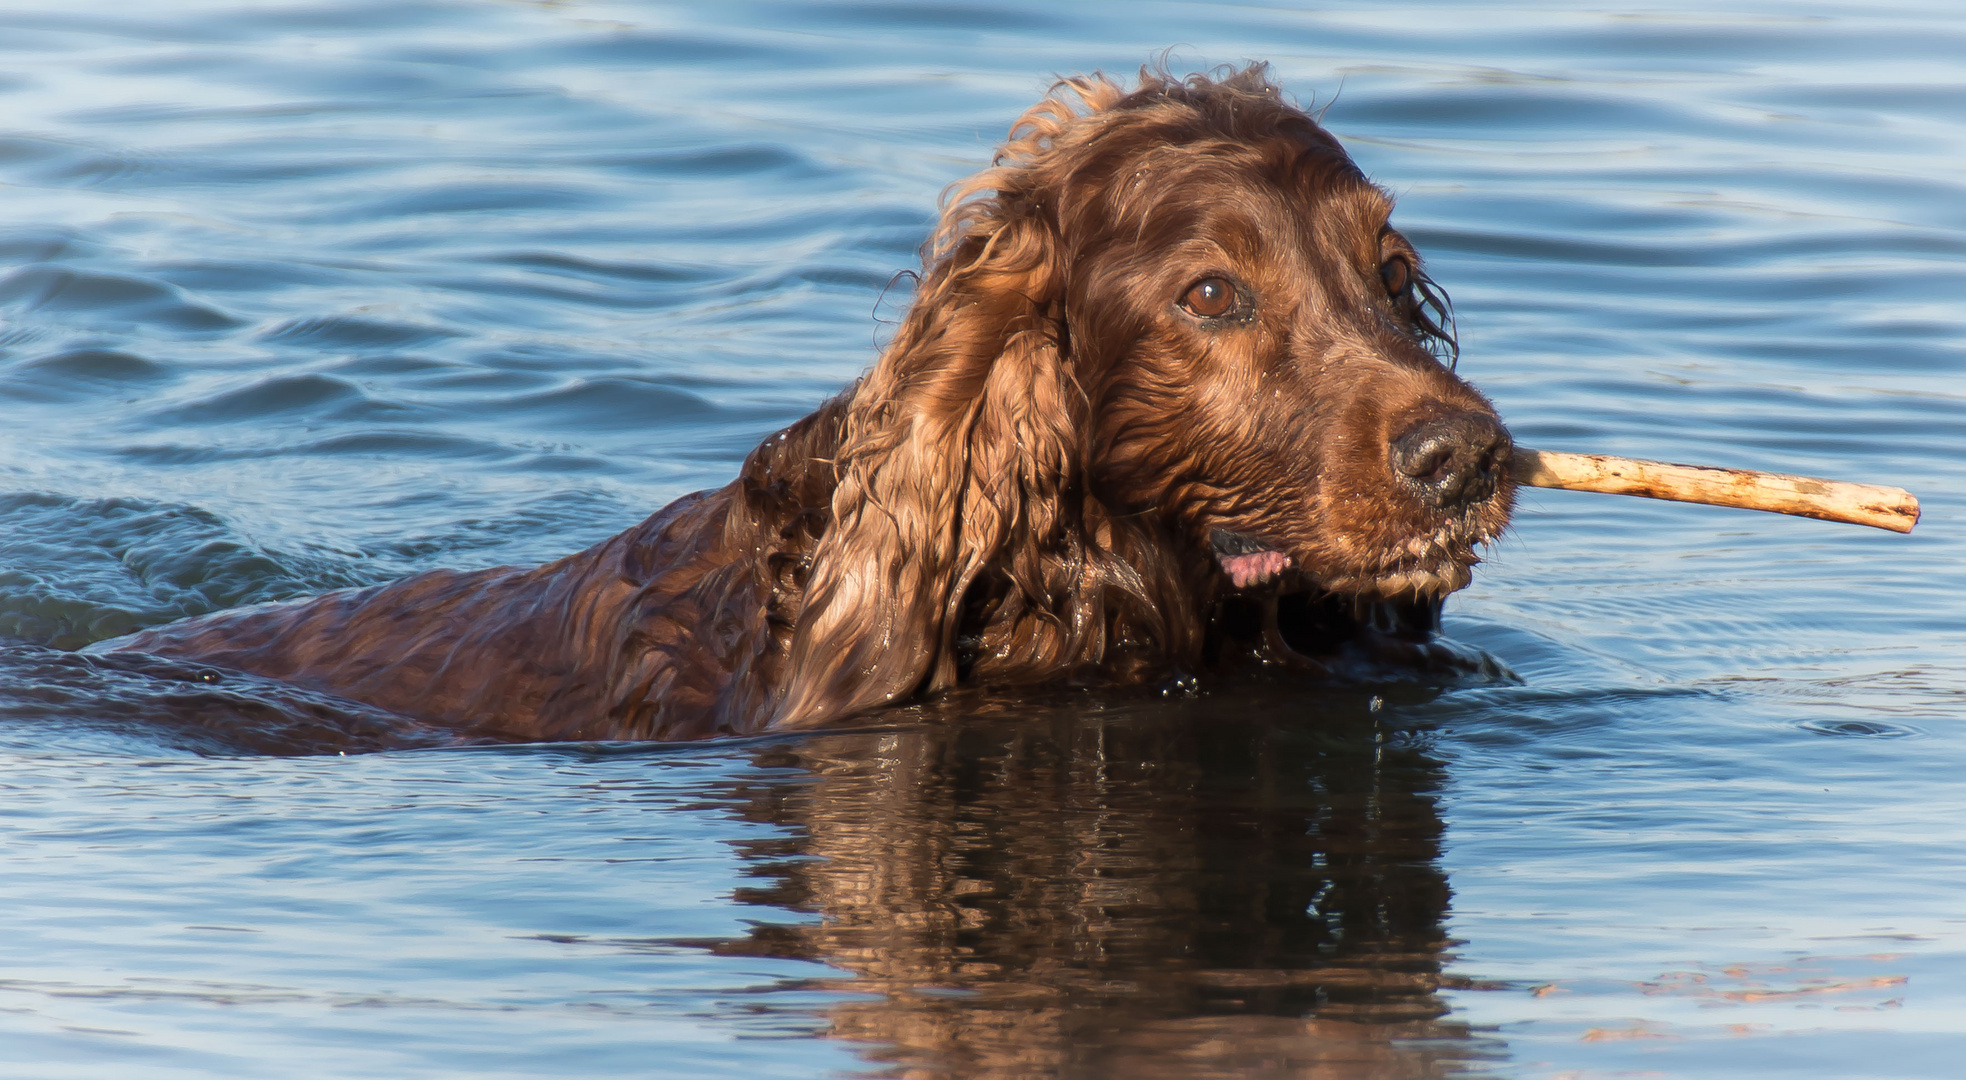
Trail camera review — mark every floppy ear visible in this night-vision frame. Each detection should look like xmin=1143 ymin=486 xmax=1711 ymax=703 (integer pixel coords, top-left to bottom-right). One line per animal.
xmin=763 ymin=74 xmax=1141 ymax=731
xmin=767 ymin=206 xmax=1083 ymax=730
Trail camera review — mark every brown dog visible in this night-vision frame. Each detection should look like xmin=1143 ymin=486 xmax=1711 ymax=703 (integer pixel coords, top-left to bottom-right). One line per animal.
xmin=100 ymin=65 xmax=1515 ymax=741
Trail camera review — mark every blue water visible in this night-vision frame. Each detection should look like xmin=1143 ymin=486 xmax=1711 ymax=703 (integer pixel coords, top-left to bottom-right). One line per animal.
xmin=2 ymin=1 xmax=1964 ymax=1076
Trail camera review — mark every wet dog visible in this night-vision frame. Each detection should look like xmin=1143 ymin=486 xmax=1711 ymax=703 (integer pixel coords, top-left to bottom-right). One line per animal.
xmin=101 ymin=65 xmax=1514 ymax=741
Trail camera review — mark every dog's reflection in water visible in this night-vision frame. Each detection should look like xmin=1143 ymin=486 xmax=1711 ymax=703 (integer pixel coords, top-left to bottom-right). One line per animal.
xmin=680 ymin=688 xmax=1504 ymax=1080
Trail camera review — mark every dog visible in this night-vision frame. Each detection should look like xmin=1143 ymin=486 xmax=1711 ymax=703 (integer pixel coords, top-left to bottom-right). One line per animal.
xmin=97 ymin=64 xmax=1516 ymax=742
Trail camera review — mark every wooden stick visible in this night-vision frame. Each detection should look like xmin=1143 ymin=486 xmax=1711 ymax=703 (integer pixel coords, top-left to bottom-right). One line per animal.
xmin=1511 ymin=447 xmax=1921 ymax=533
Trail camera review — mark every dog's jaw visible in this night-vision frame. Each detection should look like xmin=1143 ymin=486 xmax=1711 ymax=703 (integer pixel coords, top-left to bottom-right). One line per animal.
xmin=1208 ymin=520 xmax=1497 ymax=600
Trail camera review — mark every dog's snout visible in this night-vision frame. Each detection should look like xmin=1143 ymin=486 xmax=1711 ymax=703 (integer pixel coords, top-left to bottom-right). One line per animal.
xmin=1390 ymin=409 xmax=1511 ymax=510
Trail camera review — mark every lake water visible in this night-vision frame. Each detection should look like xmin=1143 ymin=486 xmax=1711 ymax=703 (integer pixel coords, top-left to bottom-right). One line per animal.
xmin=1 ymin=1 xmax=1962 ymax=1076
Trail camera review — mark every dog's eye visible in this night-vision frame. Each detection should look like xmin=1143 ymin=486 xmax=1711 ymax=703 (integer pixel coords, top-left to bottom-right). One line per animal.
xmin=1380 ymin=257 xmax=1412 ymax=300
xmin=1181 ymin=277 xmax=1236 ymax=318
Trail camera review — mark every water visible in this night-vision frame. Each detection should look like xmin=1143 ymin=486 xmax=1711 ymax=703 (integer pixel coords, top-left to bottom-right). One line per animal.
xmin=1 ymin=0 xmax=1963 ymax=1075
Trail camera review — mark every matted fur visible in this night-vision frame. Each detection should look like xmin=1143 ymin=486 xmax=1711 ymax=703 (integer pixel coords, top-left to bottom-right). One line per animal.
xmin=101 ymin=65 xmax=1514 ymax=742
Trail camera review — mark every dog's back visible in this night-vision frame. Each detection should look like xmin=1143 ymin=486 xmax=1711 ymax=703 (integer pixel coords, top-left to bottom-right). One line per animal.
xmin=99 ymin=399 xmax=850 ymax=741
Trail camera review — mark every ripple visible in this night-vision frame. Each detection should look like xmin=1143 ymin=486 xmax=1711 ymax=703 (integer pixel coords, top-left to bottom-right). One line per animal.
xmin=488 ymin=251 xmax=721 ymax=286
xmin=151 ymin=258 xmax=362 ymax=295
xmin=0 ymin=644 xmax=474 ymax=755
xmin=0 ymin=229 xmax=95 ymax=264
xmin=39 ymin=146 xmax=171 ymax=187
xmin=0 ymin=492 xmax=382 ymax=648
xmin=1336 ymin=87 xmax=1711 ymax=137
xmin=584 ymin=144 xmax=826 ymax=180
xmin=258 ymin=314 xmax=459 ymax=349
xmin=536 ymin=31 xmax=797 ymax=68
xmin=0 ymin=135 xmax=184 ymax=190
xmin=0 ymin=347 xmax=173 ymax=400
xmin=350 ymin=180 xmax=611 ymax=219
xmin=803 ymin=2 xmax=1076 ymax=31
xmin=1798 ymin=718 xmax=1918 ymax=739
xmin=115 ymin=430 xmax=517 ymax=465
xmin=480 ymin=376 xmax=729 ymax=432
xmin=144 ymin=373 xmax=429 ymax=427
xmin=0 ymin=266 xmax=240 ymax=332
xmin=0 ymin=134 xmax=67 ymax=166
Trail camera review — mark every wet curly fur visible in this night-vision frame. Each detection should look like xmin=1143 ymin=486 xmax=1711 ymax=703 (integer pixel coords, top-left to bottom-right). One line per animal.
xmin=103 ymin=64 xmax=1515 ymax=742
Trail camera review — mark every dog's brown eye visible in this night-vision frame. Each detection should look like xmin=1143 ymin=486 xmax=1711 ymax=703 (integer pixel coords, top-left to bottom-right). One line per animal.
xmin=1381 ymin=257 xmax=1412 ymax=299
xmin=1181 ymin=277 xmax=1236 ymax=318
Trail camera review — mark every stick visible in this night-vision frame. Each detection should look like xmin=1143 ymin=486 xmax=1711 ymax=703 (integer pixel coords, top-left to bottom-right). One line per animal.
xmin=1511 ymin=447 xmax=1920 ymax=534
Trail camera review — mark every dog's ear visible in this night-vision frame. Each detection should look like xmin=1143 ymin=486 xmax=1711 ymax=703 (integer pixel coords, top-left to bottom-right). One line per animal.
xmin=765 ymin=74 xmax=1146 ymax=731
xmin=768 ymin=203 xmax=1085 ymax=729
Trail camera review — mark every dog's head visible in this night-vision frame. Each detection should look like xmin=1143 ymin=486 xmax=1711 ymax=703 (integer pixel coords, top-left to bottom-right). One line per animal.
xmin=777 ymin=65 xmax=1514 ymax=727
xmin=989 ymin=65 xmax=1516 ymax=603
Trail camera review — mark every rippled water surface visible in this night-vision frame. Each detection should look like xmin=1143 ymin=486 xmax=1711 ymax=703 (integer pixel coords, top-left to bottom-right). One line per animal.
xmin=2 ymin=1 xmax=1964 ymax=1076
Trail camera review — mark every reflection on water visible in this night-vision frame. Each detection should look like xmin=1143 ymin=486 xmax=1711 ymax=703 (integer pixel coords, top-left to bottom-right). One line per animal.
xmin=684 ymin=691 xmax=1504 ymax=1078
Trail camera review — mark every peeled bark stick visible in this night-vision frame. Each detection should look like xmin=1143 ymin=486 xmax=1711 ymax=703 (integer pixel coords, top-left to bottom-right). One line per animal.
xmin=1511 ymin=447 xmax=1921 ymax=533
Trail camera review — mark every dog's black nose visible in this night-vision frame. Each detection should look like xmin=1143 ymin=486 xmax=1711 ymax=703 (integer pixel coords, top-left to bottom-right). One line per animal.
xmin=1390 ymin=409 xmax=1511 ymax=510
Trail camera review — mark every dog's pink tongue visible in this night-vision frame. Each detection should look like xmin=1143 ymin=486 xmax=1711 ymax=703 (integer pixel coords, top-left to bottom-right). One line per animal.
xmin=1219 ymin=549 xmax=1289 ymax=589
